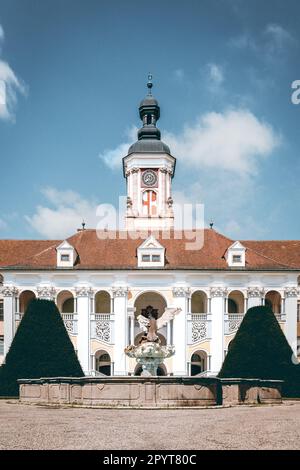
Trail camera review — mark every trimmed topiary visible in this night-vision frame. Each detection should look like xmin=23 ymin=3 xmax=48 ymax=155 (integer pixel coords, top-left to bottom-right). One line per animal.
xmin=218 ymin=305 xmax=300 ymax=397
xmin=0 ymin=299 xmax=83 ymax=397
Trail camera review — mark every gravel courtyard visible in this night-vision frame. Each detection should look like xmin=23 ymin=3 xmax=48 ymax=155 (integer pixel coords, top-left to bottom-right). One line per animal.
xmin=0 ymin=400 xmax=300 ymax=450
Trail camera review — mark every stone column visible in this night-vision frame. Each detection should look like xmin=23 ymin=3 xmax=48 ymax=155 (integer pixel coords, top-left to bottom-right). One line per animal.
xmin=75 ymin=286 xmax=93 ymax=375
xmin=172 ymin=287 xmax=190 ymax=376
xmin=36 ymin=286 xmax=56 ymax=301
xmin=210 ymin=287 xmax=227 ymax=375
xmin=112 ymin=287 xmax=128 ymax=376
xmin=127 ymin=306 xmax=135 ymax=345
xmin=247 ymin=287 xmax=265 ymax=309
xmin=2 ymin=285 xmax=18 ymax=358
xmin=284 ymin=287 xmax=298 ymax=356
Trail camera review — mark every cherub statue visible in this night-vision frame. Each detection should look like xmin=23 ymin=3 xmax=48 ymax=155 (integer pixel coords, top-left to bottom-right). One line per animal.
xmin=137 ymin=307 xmax=181 ymax=343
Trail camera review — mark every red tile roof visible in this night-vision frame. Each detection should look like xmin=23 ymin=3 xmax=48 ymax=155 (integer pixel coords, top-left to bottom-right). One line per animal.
xmin=0 ymin=229 xmax=299 ymax=271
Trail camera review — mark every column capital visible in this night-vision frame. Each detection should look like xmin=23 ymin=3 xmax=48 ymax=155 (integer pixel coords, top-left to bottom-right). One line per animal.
xmin=112 ymin=286 xmax=128 ymax=298
xmin=172 ymin=286 xmax=191 ymax=298
xmin=37 ymin=285 xmax=57 ymax=300
xmin=210 ymin=287 xmax=228 ymax=298
xmin=127 ymin=306 xmax=136 ymax=318
xmin=284 ymin=286 xmax=298 ymax=298
xmin=75 ymin=286 xmax=94 ymax=297
xmin=1 ymin=285 xmax=19 ymax=297
xmin=247 ymin=287 xmax=265 ymax=298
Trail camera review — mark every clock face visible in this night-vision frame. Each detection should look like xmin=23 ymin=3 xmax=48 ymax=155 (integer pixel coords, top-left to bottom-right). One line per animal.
xmin=142 ymin=170 xmax=157 ymax=187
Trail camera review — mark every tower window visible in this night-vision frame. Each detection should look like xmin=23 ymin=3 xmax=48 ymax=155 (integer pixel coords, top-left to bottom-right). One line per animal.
xmin=147 ymin=114 xmax=152 ymax=125
xmin=142 ymin=190 xmax=157 ymax=216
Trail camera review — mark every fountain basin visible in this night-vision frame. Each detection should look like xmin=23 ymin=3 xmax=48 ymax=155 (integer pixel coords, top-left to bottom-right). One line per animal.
xmin=18 ymin=376 xmax=283 ymax=408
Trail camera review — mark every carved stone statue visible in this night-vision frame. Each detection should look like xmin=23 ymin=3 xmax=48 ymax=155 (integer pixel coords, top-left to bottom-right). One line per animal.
xmin=137 ymin=306 xmax=181 ymax=343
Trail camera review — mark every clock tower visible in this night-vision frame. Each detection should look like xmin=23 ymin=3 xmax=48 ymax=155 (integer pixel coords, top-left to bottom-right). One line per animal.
xmin=123 ymin=76 xmax=176 ymax=231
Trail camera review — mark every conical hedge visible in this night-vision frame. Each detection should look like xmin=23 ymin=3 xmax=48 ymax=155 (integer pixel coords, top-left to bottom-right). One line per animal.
xmin=0 ymin=299 xmax=83 ymax=396
xmin=218 ymin=306 xmax=300 ymax=396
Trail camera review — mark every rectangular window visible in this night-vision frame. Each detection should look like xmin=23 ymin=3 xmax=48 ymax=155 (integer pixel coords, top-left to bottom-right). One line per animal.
xmin=61 ymin=254 xmax=70 ymax=262
xmin=142 ymin=254 xmax=151 ymax=262
xmin=297 ymin=302 xmax=300 ymax=323
xmin=0 ymin=336 xmax=3 ymax=355
xmin=232 ymin=255 xmax=242 ymax=263
xmin=152 ymin=255 xmax=161 ymax=262
xmin=297 ymin=337 xmax=300 ymax=357
xmin=0 ymin=299 xmax=3 ymax=321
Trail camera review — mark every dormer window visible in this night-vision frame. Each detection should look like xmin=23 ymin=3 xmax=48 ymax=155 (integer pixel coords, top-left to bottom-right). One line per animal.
xmin=56 ymin=240 xmax=76 ymax=268
xmin=137 ymin=235 xmax=165 ymax=268
xmin=225 ymin=241 xmax=246 ymax=268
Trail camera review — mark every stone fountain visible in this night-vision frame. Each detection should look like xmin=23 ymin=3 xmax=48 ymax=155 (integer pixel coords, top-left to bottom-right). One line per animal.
xmin=124 ymin=306 xmax=181 ymax=376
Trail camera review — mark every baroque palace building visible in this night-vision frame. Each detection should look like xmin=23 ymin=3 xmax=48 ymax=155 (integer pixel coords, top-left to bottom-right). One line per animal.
xmin=0 ymin=79 xmax=300 ymax=376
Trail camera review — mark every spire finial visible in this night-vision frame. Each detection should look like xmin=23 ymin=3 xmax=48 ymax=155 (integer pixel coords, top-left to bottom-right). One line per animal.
xmin=209 ymin=221 xmax=214 ymax=229
xmin=81 ymin=220 xmax=86 ymax=230
xmin=147 ymin=73 xmax=153 ymax=95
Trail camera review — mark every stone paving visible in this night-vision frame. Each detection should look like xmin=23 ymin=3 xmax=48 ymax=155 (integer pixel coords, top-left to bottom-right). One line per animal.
xmin=0 ymin=400 xmax=299 ymax=450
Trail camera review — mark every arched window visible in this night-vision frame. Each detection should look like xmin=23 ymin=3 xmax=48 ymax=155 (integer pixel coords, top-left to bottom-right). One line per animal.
xmin=19 ymin=290 xmax=36 ymax=314
xmin=228 ymin=291 xmax=244 ymax=314
xmin=191 ymin=291 xmax=208 ymax=314
xmin=142 ymin=190 xmax=157 ymax=216
xmin=95 ymin=291 xmax=111 ymax=314
xmin=190 ymin=351 xmax=207 ymax=376
xmin=95 ymin=351 xmax=112 ymax=376
xmin=57 ymin=290 xmax=75 ymax=314
xmin=265 ymin=291 xmax=281 ymax=314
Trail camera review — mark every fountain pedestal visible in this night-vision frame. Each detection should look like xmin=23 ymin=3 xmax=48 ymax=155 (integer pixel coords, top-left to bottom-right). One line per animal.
xmin=125 ymin=341 xmax=175 ymax=376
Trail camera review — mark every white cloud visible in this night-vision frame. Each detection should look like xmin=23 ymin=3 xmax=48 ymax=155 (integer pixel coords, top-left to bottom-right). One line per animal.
xmin=0 ymin=60 xmax=26 ymax=121
xmin=0 ymin=25 xmax=4 ymax=42
xmin=25 ymin=187 xmax=101 ymax=239
xmin=173 ymin=69 xmax=185 ymax=81
xmin=165 ymin=108 xmax=279 ymax=175
xmin=98 ymin=126 xmax=137 ymax=169
xmin=229 ymin=23 xmax=298 ymax=64
xmin=0 ymin=25 xmax=26 ymax=121
xmin=99 ymin=109 xmax=279 ymax=176
xmin=0 ymin=217 xmax=8 ymax=231
xmin=207 ymin=63 xmax=224 ymax=86
xmin=264 ymin=23 xmax=295 ymax=48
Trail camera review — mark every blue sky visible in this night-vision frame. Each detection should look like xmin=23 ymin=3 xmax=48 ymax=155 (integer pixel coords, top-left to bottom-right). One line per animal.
xmin=0 ymin=0 xmax=300 ymax=240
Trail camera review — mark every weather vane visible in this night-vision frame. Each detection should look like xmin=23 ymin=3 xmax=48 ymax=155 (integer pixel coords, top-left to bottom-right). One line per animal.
xmin=147 ymin=73 xmax=153 ymax=95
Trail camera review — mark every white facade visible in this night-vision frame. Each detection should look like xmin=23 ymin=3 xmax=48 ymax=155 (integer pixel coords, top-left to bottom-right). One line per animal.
xmin=0 ymin=270 xmax=299 ymax=375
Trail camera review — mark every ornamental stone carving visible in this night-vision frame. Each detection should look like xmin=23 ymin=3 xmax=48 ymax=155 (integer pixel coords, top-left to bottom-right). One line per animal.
xmin=75 ymin=286 xmax=94 ymax=297
xmin=1 ymin=285 xmax=19 ymax=297
xmin=112 ymin=287 xmax=128 ymax=297
xmin=210 ymin=287 xmax=228 ymax=298
xmin=192 ymin=321 xmax=207 ymax=342
xmin=172 ymin=287 xmax=191 ymax=298
xmin=95 ymin=321 xmax=111 ymax=343
xmin=228 ymin=319 xmax=242 ymax=333
xmin=284 ymin=287 xmax=298 ymax=298
xmin=64 ymin=320 xmax=74 ymax=334
xmin=247 ymin=287 xmax=265 ymax=298
xmin=37 ymin=286 xmax=56 ymax=300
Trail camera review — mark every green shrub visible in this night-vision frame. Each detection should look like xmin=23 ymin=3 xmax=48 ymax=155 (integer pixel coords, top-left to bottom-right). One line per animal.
xmin=218 ymin=306 xmax=300 ymax=397
xmin=0 ymin=299 xmax=83 ymax=397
